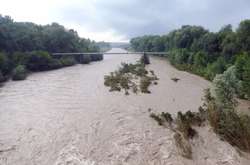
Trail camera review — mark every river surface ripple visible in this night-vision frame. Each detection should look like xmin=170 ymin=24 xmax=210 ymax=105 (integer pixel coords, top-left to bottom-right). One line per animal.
xmin=1 ymin=48 xmax=247 ymax=165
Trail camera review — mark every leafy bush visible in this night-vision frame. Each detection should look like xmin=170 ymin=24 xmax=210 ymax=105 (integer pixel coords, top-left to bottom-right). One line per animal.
xmin=48 ymin=59 xmax=63 ymax=69
xmin=174 ymin=132 xmax=192 ymax=159
xmin=176 ymin=112 xmax=197 ymax=139
xmin=91 ymin=54 xmax=103 ymax=61
xmin=150 ymin=112 xmax=173 ymax=126
xmin=193 ymin=51 xmax=207 ymax=68
xmin=0 ymin=52 xmax=10 ymax=75
xmin=150 ymin=113 xmax=164 ymax=126
xmin=81 ymin=54 xmax=91 ymax=64
xmin=0 ymin=71 xmax=5 ymax=82
xmin=12 ymin=65 xmax=27 ymax=81
xmin=140 ymin=53 xmax=150 ymax=65
xmin=11 ymin=52 xmax=29 ymax=66
xmin=235 ymin=53 xmax=250 ymax=99
xmin=205 ymin=89 xmax=250 ymax=152
xmin=212 ymin=66 xmax=239 ymax=109
xmin=140 ymin=76 xmax=151 ymax=93
xmin=161 ymin=112 xmax=173 ymax=123
xmin=150 ymin=110 xmax=197 ymax=159
xmin=217 ymin=110 xmax=250 ymax=151
xmin=104 ymin=61 xmax=158 ymax=95
xmin=104 ymin=72 xmax=122 ymax=92
xmin=26 ymin=51 xmax=53 ymax=71
xmin=60 ymin=56 xmax=76 ymax=66
xmin=205 ymin=57 xmax=227 ymax=80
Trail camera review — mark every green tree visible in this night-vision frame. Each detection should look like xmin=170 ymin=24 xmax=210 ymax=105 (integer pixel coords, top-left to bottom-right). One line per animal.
xmin=206 ymin=57 xmax=227 ymax=80
xmin=193 ymin=51 xmax=206 ymax=68
xmin=26 ymin=51 xmax=53 ymax=71
xmin=242 ymin=59 xmax=250 ymax=98
xmin=12 ymin=65 xmax=27 ymax=80
xmin=0 ymin=52 xmax=10 ymax=75
xmin=213 ymin=66 xmax=239 ymax=109
xmin=237 ymin=20 xmax=250 ymax=52
xmin=221 ymin=33 xmax=238 ymax=62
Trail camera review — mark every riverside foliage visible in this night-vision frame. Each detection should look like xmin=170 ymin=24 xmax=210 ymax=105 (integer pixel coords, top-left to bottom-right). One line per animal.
xmin=150 ymin=70 xmax=250 ymax=158
xmin=130 ymin=20 xmax=250 ymax=99
xmin=0 ymin=15 xmax=106 ymax=82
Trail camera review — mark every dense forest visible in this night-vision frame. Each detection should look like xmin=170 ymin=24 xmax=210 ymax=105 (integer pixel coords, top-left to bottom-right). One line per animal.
xmin=130 ymin=20 xmax=250 ymax=100
xmin=0 ymin=15 xmax=105 ymax=82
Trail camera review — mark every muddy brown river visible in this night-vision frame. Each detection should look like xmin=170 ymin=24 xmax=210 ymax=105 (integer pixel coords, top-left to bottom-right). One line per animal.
xmin=0 ymin=48 xmax=249 ymax=165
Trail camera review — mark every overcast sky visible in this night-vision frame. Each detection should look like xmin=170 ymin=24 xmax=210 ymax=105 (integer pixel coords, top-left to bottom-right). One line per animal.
xmin=1 ymin=0 xmax=250 ymax=42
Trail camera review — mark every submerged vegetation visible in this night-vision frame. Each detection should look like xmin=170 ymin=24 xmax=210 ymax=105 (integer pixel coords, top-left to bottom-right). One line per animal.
xmin=0 ymin=15 xmax=106 ymax=82
xmin=150 ymin=67 xmax=250 ymax=158
xmin=104 ymin=55 xmax=158 ymax=95
xmin=12 ymin=65 xmax=27 ymax=81
xmin=171 ymin=77 xmax=180 ymax=82
xmin=150 ymin=108 xmax=206 ymax=159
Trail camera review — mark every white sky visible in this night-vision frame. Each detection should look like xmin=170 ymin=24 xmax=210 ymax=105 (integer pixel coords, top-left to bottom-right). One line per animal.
xmin=1 ymin=0 xmax=250 ymax=42
xmin=0 ymin=0 xmax=127 ymax=42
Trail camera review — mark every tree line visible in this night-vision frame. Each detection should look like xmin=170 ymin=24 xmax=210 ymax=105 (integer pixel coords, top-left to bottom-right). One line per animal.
xmin=0 ymin=15 xmax=105 ymax=82
xmin=130 ymin=20 xmax=250 ymax=99
xmin=133 ymin=20 xmax=250 ymax=154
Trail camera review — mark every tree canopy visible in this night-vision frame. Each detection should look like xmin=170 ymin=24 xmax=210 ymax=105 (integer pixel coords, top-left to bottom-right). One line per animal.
xmin=0 ymin=15 xmax=100 ymax=53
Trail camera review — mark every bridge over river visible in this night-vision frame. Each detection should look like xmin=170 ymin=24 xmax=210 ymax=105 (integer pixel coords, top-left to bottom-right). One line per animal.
xmin=52 ymin=51 xmax=169 ymax=56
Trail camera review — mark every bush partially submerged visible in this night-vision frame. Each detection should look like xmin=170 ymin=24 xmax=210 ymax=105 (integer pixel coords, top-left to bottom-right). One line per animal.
xmin=171 ymin=77 xmax=180 ymax=82
xmin=91 ymin=53 xmax=103 ymax=61
xmin=140 ymin=76 xmax=151 ymax=93
xmin=60 ymin=56 xmax=76 ymax=66
xmin=26 ymin=51 xmax=54 ymax=71
xmin=174 ymin=132 xmax=192 ymax=159
xmin=49 ymin=59 xmax=63 ymax=69
xmin=205 ymin=89 xmax=250 ymax=152
xmin=176 ymin=112 xmax=197 ymax=139
xmin=141 ymin=53 xmax=150 ymax=65
xmin=81 ymin=54 xmax=91 ymax=64
xmin=104 ymin=61 xmax=158 ymax=95
xmin=150 ymin=112 xmax=173 ymax=126
xmin=12 ymin=65 xmax=27 ymax=81
xmin=150 ymin=109 xmax=207 ymax=159
xmin=0 ymin=71 xmax=5 ymax=82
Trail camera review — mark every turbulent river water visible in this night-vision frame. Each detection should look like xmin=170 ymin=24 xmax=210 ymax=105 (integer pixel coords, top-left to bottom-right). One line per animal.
xmin=0 ymin=48 xmax=249 ymax=165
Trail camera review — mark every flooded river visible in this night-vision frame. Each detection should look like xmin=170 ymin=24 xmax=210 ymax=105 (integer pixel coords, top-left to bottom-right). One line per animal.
xmin=0 ymin=48 xmax=249 ymax=165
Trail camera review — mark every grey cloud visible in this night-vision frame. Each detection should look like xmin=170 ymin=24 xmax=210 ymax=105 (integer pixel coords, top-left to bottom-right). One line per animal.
xmin=59 ymin=0 xmax=250 ymax=40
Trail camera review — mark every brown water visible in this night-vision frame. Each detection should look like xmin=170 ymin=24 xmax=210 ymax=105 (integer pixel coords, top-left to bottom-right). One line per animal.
xmin=0 ymin=48 xmax=249 ymax=165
